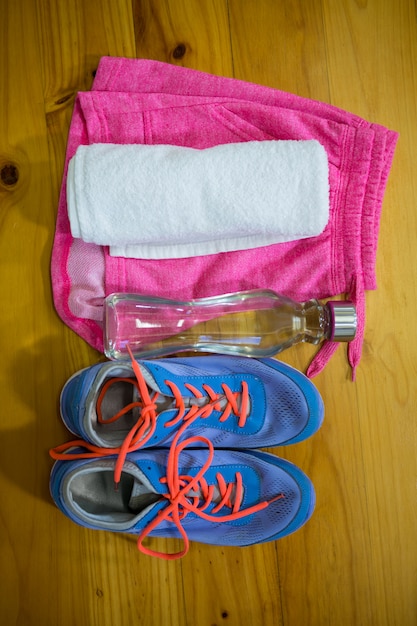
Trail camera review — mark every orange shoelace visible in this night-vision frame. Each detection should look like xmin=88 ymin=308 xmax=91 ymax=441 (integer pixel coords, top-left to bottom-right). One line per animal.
xmin=50 ymin=349 xmax=250 ymax=487
xmin=136 ymin=425 xmax=285 ymax=560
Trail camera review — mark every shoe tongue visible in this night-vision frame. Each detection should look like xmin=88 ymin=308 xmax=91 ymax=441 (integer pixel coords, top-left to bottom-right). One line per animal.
xmin=128 ymin=474 xmax=160 ymax=512
xmin=179 ymin=481 xmax=243 ymax=509
xmin=138 ymin=364 xmax=164 ymax=393
xmin=138 ymin=364 xmax=250 ymax=417
xmin=138 ymin=364 xmax=228 ymax=408
xmin=183 ymin=393 xmax=250 ymax=417
xmin=138 ymin=365 xmax=176 ymax=412
xmin=127 ymin=461 xmax=243 ymax=512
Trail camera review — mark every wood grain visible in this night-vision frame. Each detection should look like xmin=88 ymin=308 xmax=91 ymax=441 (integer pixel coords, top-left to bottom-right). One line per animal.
xmin=1 ymin=1 xmax=416 ymax=625
xmin=134 ymin=0 xmax=234 ymax=75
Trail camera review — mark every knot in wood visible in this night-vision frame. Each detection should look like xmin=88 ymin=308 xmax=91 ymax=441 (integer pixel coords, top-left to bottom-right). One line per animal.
xmin=1 ymin=163 xmax=19 ymax=186
xmin=172 ymin=43 xmax=187 ymax=59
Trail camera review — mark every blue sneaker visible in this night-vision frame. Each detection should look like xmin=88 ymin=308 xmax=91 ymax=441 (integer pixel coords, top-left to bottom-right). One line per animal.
xmin=51 ymin=355 xmax=323 ymax=462
xmin=50 ymin=444 xmax=315 ymax=559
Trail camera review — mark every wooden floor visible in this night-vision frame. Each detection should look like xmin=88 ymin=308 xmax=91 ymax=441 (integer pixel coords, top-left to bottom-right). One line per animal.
xmin=1 ymin=1 xmax=416 ymax=625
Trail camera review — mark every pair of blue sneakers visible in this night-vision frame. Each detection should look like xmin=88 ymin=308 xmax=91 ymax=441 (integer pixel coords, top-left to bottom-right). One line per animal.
xmin=50 ymin=354 xmax=324 ymax=560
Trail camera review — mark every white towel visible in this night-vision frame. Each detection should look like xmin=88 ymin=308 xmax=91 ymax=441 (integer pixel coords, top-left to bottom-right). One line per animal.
xmin=67 ymin=140 xmax=329 ymax=259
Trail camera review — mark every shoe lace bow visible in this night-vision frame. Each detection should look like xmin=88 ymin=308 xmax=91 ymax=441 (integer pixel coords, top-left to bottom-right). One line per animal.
xmin=137 ymin=431 xmax=284 ymax=560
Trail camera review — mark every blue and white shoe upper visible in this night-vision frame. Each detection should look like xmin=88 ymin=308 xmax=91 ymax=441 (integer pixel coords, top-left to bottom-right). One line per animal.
xmin=50 ymin=447 xmax=315 ymax=558
xmin=59 ymin=355 xmax=324 ymax=449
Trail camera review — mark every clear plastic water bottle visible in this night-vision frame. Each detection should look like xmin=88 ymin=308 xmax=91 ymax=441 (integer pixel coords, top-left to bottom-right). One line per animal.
xmin=103 ymin=289 xmax=357 ymax=360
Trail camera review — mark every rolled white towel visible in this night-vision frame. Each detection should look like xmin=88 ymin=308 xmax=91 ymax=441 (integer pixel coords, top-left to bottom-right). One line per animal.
xmin=67 ymin=140 xmax=329 ymax=259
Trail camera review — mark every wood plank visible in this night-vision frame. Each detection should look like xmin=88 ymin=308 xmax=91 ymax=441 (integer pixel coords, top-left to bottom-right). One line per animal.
xmin=228 ymin=0 xmax=331 ymax=100
xmin=323 ymin=2 xmax=417 ymax=625
xmin=133 ymin=0 xmax=233 ymax=75
xmin=0 ymin=1 xmax=62 ymax=624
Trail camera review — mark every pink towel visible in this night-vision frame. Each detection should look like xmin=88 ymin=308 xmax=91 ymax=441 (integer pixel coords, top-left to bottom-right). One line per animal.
xmin=51 ymin=56 xmax=398 ymax=378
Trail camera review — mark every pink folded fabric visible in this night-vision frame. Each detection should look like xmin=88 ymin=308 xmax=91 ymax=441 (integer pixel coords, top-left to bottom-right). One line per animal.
xmin=51 ymin=56 xmax=398 ymax=378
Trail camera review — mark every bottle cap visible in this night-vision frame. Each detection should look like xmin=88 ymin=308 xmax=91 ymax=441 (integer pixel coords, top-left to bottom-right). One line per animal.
xmin=326 ymin=301 xmax=357 ymax=342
